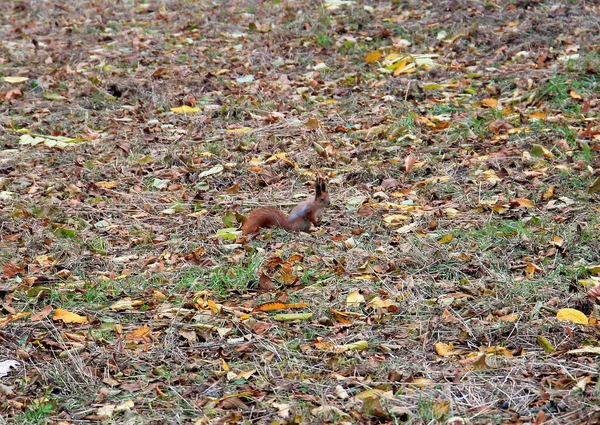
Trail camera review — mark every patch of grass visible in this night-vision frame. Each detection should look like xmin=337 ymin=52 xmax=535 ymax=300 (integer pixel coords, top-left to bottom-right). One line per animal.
xmin=207 ymin=254 xmax=262 ymax=298
xmin=12 ymin=395 xmax=57 ymax=425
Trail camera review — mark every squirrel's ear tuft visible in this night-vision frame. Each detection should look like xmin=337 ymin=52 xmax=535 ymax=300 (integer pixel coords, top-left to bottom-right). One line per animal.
xmin=315 ymin=177 xmax=322 ymax=196
xmin=317 ymin=177 xmax=326 ymax=193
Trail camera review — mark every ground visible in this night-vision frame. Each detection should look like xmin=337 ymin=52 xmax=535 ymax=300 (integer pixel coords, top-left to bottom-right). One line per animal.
xmin=1 ymin=0 xmax=600 ymax=424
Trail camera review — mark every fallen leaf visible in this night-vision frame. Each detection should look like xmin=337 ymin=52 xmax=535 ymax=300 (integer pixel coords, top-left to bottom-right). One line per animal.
xmin=556 ymin=308 xmax=588 ymax=325
xmin=346 ymin=289 xmax=365 ymax=305
xmin=0 ymin=360 xmax=20 ymax=378
xmin=2 ymin=76 xmax=29 ymax=84
xmin=404 ymin=153 xmax=416 ymax=173
xmin=30 ymin=305 xmax=53 ymax=322
xmin=273 ymin=313 xmax=313 ymax=321
xmin=365 ymin=51 xmax=382 ymax=63
xmin=537 ymin=336 xmax=555 ymax=353
xmin=53 ymin=308 xmax=88 ymax=324
xmin=435 ymin=342 xmax=456 ymax=356
xmin=170 ymin=105 xmax=201 ymax=113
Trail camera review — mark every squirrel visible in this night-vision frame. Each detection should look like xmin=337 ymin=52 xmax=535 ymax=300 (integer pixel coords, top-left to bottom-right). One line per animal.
xmin=242 ymin=177 xmax=330 ymax=234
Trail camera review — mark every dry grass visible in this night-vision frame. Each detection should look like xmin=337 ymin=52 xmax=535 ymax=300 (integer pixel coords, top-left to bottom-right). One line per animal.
xmin=1 ymin=0 xmax=600 ymax=424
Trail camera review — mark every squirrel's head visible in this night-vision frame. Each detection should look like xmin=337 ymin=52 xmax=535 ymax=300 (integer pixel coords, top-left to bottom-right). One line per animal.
xmin=315 ymin=177 xmax=330 ymax=206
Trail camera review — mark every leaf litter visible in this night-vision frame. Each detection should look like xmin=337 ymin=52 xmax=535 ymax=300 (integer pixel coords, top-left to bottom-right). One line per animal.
xmin=0 ymin=0 xmax=600 ymax=424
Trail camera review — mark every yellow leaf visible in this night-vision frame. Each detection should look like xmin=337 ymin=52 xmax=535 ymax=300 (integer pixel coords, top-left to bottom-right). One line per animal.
xmin=438 ymin=234 xmax=453 ymax=244
xmin=305 ymin=117 xmax=321 ymax=130
xmin=537 ymin=336 xmax=555 ymax=353
xmin=529 ymin=111 xmax=547 ymax=120
xmin=435 ymin=342 xmax=455 ymax=356
xmin=207 ymin=299 xmax=221 ymax=314
xmin=432 ymin=401 xmax=450 ymax=417
xmin=226 ymin=127 xmax=253 ymax=135
xmin=109 ymin=298 xmax=144 ymax=311
xmin=2 ymin=76 xmax=29 ymax=84
xmin=473 ymin=353 xmax=489 ymax=370
xmin=336 ymin=340 xmax=368 ymax=353
xmin=589 ymin=177 xmax=600 ymax=194
xmin=170 ymin=105 xmax=201 ymax=113
xmin=365 ymin=51 xmax=382 ymax=63
xmin=95 ymin=181 xmax=119 ymax=189
xmin=444 ymin=208 xmax=460 ymax=218
xmin=570 ymin=90 xmax=582 ymax=100
xmin=392 ymin=58 xmax=408 ymax=75
xmin=481 ymin=98 xmax=498 ymax=108
xmin=531 ymin=144 xmax=555 ymax=159
xmin=356 ymin=388 xmax=386 ymax=400
xmin=513 ymin=198 xmax=535 ymax=208
xmin=543 ymin=185 xmax=554 ymax=200
xmin=383 ymin=214 xmax=409 ymax=224
xmin=499 ymin=313 xmax=519 ymax=323
xmin=367 ymin=297 xmax=393 ymax=308
xmin=237 ymin=369 xmax=256 ymax=379
xmin=53 ymin=308 xmax=88 ymax=324
xmin=486 ymin=346 xmax=513 ymax=357
xmin=567 ymin=347 xmax=600 ymax=355
xmin=556 ymin=308 xmax=588 ymax=325
xmin=346 ymin=289 xmax=365 ymax=305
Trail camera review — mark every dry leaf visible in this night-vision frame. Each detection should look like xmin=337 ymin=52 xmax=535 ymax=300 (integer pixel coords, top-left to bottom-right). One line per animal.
xmin=346 ymin=289 xmax=365 ymax=305
xmin=404 ymin=153 xmax=416 ymax=173
xmin=258 ymin=271 xmax=276 ymax=290
xmin=435 ymin=342 xmax=456 ymax=356
xmin=171 ymin=105 xmax=201 ymax=113
xmin=587 ymin=283 xmax=600 ymax=301
xmin=30 ymin=305 xmax=53 ymax=322
xmin=365 ymin=51 xmax=382 ymax=63
xmin=53 ymin=308 xmax=88 ymax=324
xmin=556 ymin=308 xmax=588 ymax=325
xmin=125 ymin=325 xmax=152 ymax=343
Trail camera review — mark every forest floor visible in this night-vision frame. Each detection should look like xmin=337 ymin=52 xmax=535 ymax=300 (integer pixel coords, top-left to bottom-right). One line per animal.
xmin=1 ymin=0 xmax=600 ymax=424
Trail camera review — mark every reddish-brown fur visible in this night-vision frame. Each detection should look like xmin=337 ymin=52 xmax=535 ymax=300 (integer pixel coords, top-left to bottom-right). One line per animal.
xmin=242 ymin=178 xmax=330 ymax=234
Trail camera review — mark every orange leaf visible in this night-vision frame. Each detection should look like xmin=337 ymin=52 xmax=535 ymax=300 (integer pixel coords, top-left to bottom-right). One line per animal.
xmin=253 ymin=302 xmax=287 ymax=312
xmin=481 ymin=98 xmax=498 ymax=108
xmin=365 ymin=51 xmax=382 ymax=63
xmin=53 ymin=308 xmax=88 ymax=324
xmin=125 ymin=325 xmax=152 ymax=343
xmin=512 ymin=198 xmax=535 ymax=208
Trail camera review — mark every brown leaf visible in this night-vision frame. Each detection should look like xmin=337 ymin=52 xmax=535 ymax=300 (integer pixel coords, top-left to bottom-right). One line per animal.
xmin=30 ymin=305 xmax=53 ymax=322
xmin=219 ymin=396 xmax=247 ymax=410
xmin=258 ymin=271 xmax=276 ymax=291
xmin=587 ymin=283 xmax=600 ymax=301
xmin=3 ymin=263 xmax=24 ymax=279
xmin=226 ymin=182 xmax=240 ymax=194
xmin=2 ymin=88 xmax=22 ymax=100
xmin=381 ymin=178 xmax=401 ymax=189
xmin=125 ymin=325 xmax=152 ymax=343
xmin=488 ymin=119 xmax=514 ymax=135
xmin=404 ymin=153 xmax=416 ymax=173
xmin=362 ymin=396 xmax=389 ymax=420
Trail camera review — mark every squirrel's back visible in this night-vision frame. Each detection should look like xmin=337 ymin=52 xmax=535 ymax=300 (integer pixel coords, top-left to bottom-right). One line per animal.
xmin=242 ymin=207 xmax=288 ymax=234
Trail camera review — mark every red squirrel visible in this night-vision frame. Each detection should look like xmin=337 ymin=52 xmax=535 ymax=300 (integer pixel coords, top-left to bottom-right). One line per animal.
xmin=242 ymin=178 xmax=330 ymax=234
